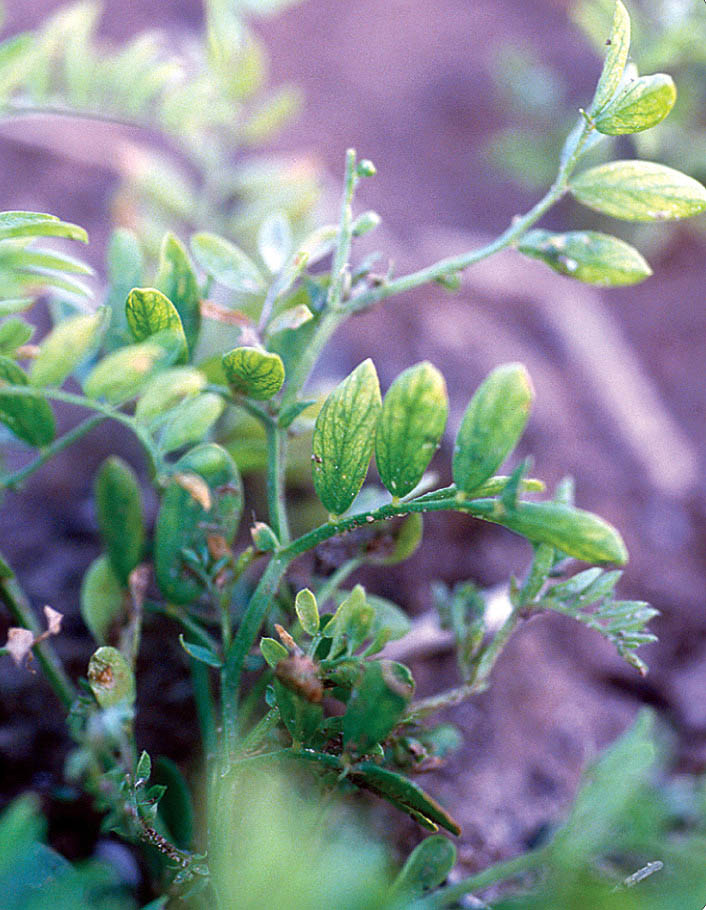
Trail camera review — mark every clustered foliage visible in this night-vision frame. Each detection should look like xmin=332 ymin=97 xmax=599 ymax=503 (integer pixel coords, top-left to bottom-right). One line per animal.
xmin=1 ymin=2 xmax=706 ymax=908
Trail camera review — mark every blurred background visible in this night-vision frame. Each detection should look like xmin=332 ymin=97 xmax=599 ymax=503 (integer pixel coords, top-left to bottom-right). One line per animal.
xmin=1 ymin=0 xmax=705 ymax=892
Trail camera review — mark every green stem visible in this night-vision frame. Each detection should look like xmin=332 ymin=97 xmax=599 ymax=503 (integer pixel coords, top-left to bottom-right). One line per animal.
xmin=280 ymin=307 xmax=346 ymax=409
xmin=420 ymin=844 xmax=550 ymax=908
xmin=349 ymin=121 xmax=593 ymax=315
xmin=221 ymin=554 xmax=290 ymax=757
xmin=0 ymin=575 xmax=76 ymax=709
xmin=143 ymin=601 xmax=221 ymax=655
xmin=189 ymin=658 xmax=217 ymax=759
xmin=1 ymin=414 xmax=106 ymax=491
xmin=265 ymin=422 xmax=290 ymax=545
xmin=327 ymin=148 xmax=358 ymax=311
xmin=0 ymin=386 xmax=163 ymax=479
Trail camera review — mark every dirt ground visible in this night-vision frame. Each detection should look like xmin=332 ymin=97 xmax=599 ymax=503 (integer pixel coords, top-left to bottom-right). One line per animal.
xmin=1 ymin=0 xmax=706 ymax=884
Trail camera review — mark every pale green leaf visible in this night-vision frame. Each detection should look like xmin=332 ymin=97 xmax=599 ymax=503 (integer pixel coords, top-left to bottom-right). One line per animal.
xmin=595 ymin=73 xmax=676 ymax=135
xmin=29 ymin=308 xmax=108 ymax=387
xmin=570 ymin=160 xmax=706 ymax=221
xmin=312 ymin=359 xmax=382 ymax=515
xmin=518 ymin=229 xmax=652 ymax=286
xmin=80 ymin=554 xmax=124 ymax=644
xmin=590 ymin=0 xmax=630 ymax=115
xmin=257 ymin=211 xmax=292 ymax=273
xmin=88 ymin=646 xmax=136 ymax=708
xmin=295 ymin=588 xmax=320 ymax=636
xmin=83 ymin=331 xmax=183 ymax=403
xmin=134 ymin=366 xmax=206 ymax=423
xmin=191 ymin=232 xmax=265 ymax=294
xmin=221 ymin=346 xmax=285 ymax=400
xmin=0 ymin=354 xmax=55 ymax=446
xmin=159 ymin=392 xmax=225 ymax=453
xmin=155 ymin=232 xmax=201 ymax=354
xmin=0 ymin=317 xmax=33 ymax=353
xmin=0 ymin=211 xmax=88 ymax=243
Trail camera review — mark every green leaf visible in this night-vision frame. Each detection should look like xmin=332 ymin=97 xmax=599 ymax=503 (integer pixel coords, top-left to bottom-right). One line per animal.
xmin=83 ymin=331 xmax=183 ymax=403
xmin=452 ymin=363 xmax=533 ymax=494
xmin=312 ymin=359 xmax=382 ymax=515
xmin=343 ymin=660 xmax=414 ymax=754
xmin=155 ymin=232 xmax=201 ymax=354
xmin=518 ymin=229 xmax=652 ymax=287
xmin=391 ymin=835 xmax=457 ymax=898
xmin=0 ymin=317 xmax=33 ymax=353
xmin=80 ymin=554 xmax=124 ymax=645
xmin=376 ymin=361 xmax=448 ymax=499
xmin=325 ymin=584 xmax=369 ymax=657
xmin=155 ymin=444 xmax=243 ymax=604
xmin=570 ymin=161 xmax=706 ymax=222
xmin=260 ymin=637 xmax=289 ymax=668
xmin=0 ymin=355 xmax=55 ymax=446
xmin=153 ymin=756 xmax=194 ymax=849
xmin=191 ymin=231 xmax=265 ymax=294
xmin=351 ymin=763 xmax=461 ymax=835
xmin=105 ymin=228 xmax=143 ymax=350
xmin=594 ymin=73 xmax=676 ymax=135
xmin=29 ymin=308 xmax=108 ymax=387
xmin=179 ymin=634 xmax=223 ymax=668
xmin=87 ymin=646 xmax=136 ymax=708
xmin=125 ymin=287 xmax=188 ymax=362
xmin=273 ymin=677 xmax=323 ymax=745
xmin=95 ymin=456 xmax=144 ymax=584
xmin=295 ymin=588 xmax=320 ymax=636
xmin=468 ymin=499 xmax=628 ymax=565
xmin=222 ymin=346 xmax=285 ymax=400
xmin=136 ymin=750 xmax=152 ymax=781
xmin=0 ymin=211 xmax=88 ymax=243
xmin=589 ymin=0 xmax=630 ymax=115
xmin=158 ymin=392 xmax=225 ymax=454
xmin=134 ymin=366 xmax=206 ymax=423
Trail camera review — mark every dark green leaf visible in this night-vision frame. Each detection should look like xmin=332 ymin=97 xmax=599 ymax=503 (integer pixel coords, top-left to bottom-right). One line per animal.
xmin=518 ymin=229 xmax=652 ymax=287
xmin=376 ymin=361 xmax=448 ymax=499
xmin=95 ymin=456 xmax=144 ymax=584
xmin=570 ymin=161 xmax=706 ymax=221
xmin=391 ymin=835 xmax=457 ymax=898
xmin=452 ymin=363 xmax=533 ymax=494
xmin=312 ymin=359 xmax=382 ymax=515
xmin=0 ymin=355 xmax=55 ymax=446
xmin=273 ymin=678 xmax=323 ymax=745
xmin=343 ymin=659 xmax=414 ymax=754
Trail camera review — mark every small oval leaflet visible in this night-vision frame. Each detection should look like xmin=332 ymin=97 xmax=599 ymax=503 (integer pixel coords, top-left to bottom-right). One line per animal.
xmin=391 ymin=835 xmax=457 ymax=898
xmin=134 ymin=366 xmax=206 ymax=424
xmin=312 ymin=358 xmax=382 ymax=516
xmin=158 ymin=392 xmax=225 ymax=454
xmin=125 ymin=287 xmax=188 ymax=363
xmin=295 ymin=588 xmax=320 ymax=636
xmin=570 ymin=160 xmax=706 ymax=222
xmin=518 ymin=229 xmax=652 ymax=287
xmin=260 ymin=636 xmax=289 ymax=668
xmin=222 ymin=346 xmax=285 ymax=400
xmin=88 ymin=646 xmax=136 ymax=709
xmin=29 ymin=308 xmax=108 ymax=388
xmin=83 ymin=331 xmax=184 ymax=403
xmin=342 ymin=659 xmax=415 ymax=754
xmin=594 ymin=73 xmax=676 ymax=135
xmin=80 ymin=554 xmax=124 ymax=645
xmin=95 ymin=456 xmax=144 ymax=584
xmin=191 ymin=231 xmax=265 ymax=294
xmin=589 ymin=0 xmax=631 ymax=116
xmin=375 ymin=361 xmax=448 ymax=498
xmin=452 ymin=363 xmax=533 ymax=494
xmin=0 ymin=354 xmax=55 ymax=446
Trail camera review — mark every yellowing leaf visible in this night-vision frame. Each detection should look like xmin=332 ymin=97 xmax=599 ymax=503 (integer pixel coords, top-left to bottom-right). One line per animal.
xmin=312 ymin=359 xmax=381 ymax=516
xmin=595 ymin=73 xmax=676 ymax=135
xmin=590 ymin=0 xmax=631 ymax=115
xmin=30 ymin=308 xmax=108 ymax=387
xmin=222 ymin=346 xmax=285 ymax=400
xmin=125 ymin=287 xmax=188 ymax=362
xmin=191 ymin=232 xmax=265 ymax=294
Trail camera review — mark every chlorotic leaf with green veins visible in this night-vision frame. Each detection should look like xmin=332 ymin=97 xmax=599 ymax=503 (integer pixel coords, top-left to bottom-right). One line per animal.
xmin=88 ymin=646 xmax=136 ymax=708
xmin=95 ymin=456 xmax=144 ymax=584
xmin=191 ymin=232 xmax=265 ymax=294
xmin=83 ymin=331 xmax=184 ymax=402
xmin=570 ymin=161 xmax=706 ymax=222
xmin=0 ymin=355 xmax=55 ymax=446
xmin=453 ymin=363 xmax=533 ymax=494
xmin=375 ymin=361 xmax=448 ymax=498
xmin=518 ymin=229 xmax=652 ymax=286
xmin=125 ymin=287 xmax=188 ymax=362
xmin=156 ymin=233 xmax=202 ymax=354
xmin=80 ymin=554 xmax=124 ymax=645
xmin=29 ymin=308 xmax=108 ymax=387
xmin=594 ymin=73 xmax=676 ymax=135
xmin=590 ymin=0 xmax=631 ymax=115
xmin=467 ymin=499 xmax=628 ymax=565
xmin=222 ymin=346 xmax=285 ymax=400
xmin=312 ymin=359 xmax=382 ymax=515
